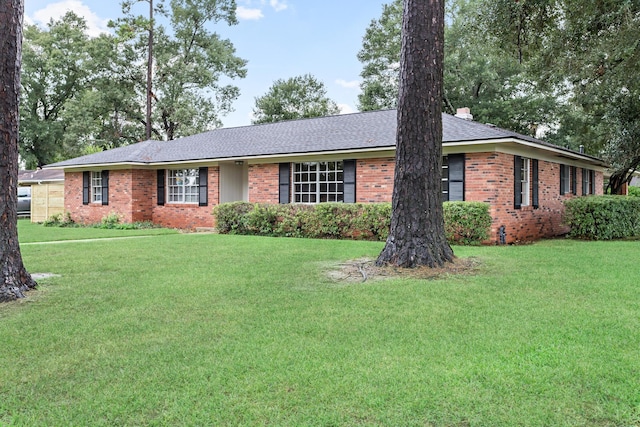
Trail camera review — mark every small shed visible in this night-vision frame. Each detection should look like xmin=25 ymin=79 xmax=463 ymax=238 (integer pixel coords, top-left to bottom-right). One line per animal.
xmin=18 ymin=169 xmax=65 ymax=222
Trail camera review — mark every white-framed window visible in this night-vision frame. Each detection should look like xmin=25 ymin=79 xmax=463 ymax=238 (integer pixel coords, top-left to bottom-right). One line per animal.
xmin=91 ymin=171 xmax=102 ymax=203
xmin=583 ymin=168 xmax=593 ymax=195
xmin=167 ymin=169 xmax=199 ymax=203
xmin=293 ymin=161 xmax=344 ymax=203
xmin=441 ymin=155 xmax=449 ymax=201
xmin=520 ymin=157 xmax=531 ymax=206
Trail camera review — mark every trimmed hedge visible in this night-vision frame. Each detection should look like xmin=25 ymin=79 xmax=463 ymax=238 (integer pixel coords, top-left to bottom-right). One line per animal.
xmin=213 ymin=201 xmax=491 ymax=245
xmin=564 ymin=196 xmax=640 ymax=240
xmin=443 ymin=202 xmax=492 ymax=245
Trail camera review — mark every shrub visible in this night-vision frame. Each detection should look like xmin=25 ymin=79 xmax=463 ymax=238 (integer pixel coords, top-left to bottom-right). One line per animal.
xmin=98 ymin=212 xmax=123 ymax=229
xmin=246 ymin=204 xmax=281 ymax=236
xmin=213 ymin=202 xmax=253 ymax=234
xmin=43 ymin=212 xmax=76 ymax=227
xmin=214 ymin=202 xmax=491 ymax=245
xmin=443 ymin=202 xmax=492 ymax=245
xmin=564 ymin=196 xmax=640 ymax=240
xmin=629 ymin=186 xmax=640 ymax=197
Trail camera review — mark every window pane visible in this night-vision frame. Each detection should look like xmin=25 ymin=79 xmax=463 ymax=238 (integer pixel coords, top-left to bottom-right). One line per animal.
xmin=167 ymin=169 xmax=199 ymax=204
xmin=292 ymin=161 xmax=344 ymax=204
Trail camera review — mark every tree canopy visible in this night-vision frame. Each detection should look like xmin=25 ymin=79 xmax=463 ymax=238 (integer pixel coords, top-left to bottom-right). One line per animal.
xmin=358 ymin=0 xmax=558 ymax=136
xmin=479 ymin=0 xmax=640 ymax=193
xmin=252 ymin=74 xmax=340 ymax=124
xmin=361 ymin=0 xmax=640 ymax=193
xmin=19 ymin=0 xmax=247 ymax=168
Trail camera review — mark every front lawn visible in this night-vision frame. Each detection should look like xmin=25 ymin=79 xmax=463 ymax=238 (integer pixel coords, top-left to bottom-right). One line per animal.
xmin=17 ymin=219 xmax=179 ymax=243
xmin=1 ymin=233 xmax=639 ymax=426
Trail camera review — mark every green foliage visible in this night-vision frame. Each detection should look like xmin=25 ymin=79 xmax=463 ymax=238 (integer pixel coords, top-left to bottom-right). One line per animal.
xmin=215 ymin=202 xmax=389 ymax=240
xmin=214 ymin=202 xmax=489 ymax=245
xmin=42 ymin=212 xmax=76 ymax=227
xmin=481 ymin=0 xmax=640 ymax=190
xmin=42 ymin=211 xmax=156 ymax=230
xmin=357 ymin=0 xmax=402 ymax=111
xmin=147 ymin=0 xmax=247 ymax=139
xmin=20 ymin=13 xmax=92 ymax=168
xmin=19 ymin=2 xmax=247 ymax=166
xmin=564 ymin=196 xmax=640 ymax=240
xmin=629 ymin=186 xmax=640 ymax=197
xmin=252 ymin=74 xmax=340 ymax=124
xmin=443 ymin=202 xmax=492 ymax=245
xmin=357 ymin=0 xmax=558 ymax=137
xmin=212 ymin=202 xmax=253 ymax=234
xmin=98 ymin=212 xmax=123 ymax=229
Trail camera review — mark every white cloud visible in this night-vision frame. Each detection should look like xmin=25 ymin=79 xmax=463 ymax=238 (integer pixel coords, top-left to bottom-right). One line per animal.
xmin=270 ymin=0 xmax=288 ymax=12
xmin=32 ymin=0 xmax=110 ymax=37
xmin=336 ymin=79 xmax=360 ymax=89
xmin=237 ymin=6 xmax=264 ymax=20
xmin=338 ymin=104 xmax=356 ymax=115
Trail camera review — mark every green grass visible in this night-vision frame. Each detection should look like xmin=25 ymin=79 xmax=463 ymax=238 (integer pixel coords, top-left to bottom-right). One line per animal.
xmin=17 ymin=219 xmax=179 ymax=243
xmin=1 ymin=226 xmax=639 ymax=426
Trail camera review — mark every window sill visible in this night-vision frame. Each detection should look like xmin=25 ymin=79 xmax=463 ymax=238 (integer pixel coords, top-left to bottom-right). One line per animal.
xmin=164 ymin=203 xmax=201 ymax=207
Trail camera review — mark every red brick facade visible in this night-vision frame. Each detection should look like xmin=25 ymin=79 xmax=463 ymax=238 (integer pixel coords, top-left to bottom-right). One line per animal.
xmin=65 ymin=168 xmax=220 ymax=229
xmin=248 ymin=164 xmax=280 ymax=204
xmin=356 ymin=158 xmax=395 ymax=203
xmin=64 ymin=152 xmax=603 ymax=243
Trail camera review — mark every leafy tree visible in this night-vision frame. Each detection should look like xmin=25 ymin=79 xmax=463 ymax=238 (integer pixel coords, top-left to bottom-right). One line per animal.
xmin=0 ymin=0 xmax=37 ymax=302
xmin=357 ymin=0 xmax=401 ymax=111
xmin=480 ymin=0 xmax=640 ymax=193
xmin=252 ymin=74 xmax=340 ymax=124
xmin=116 ymin=0 xmax=247 ymax=140
xmin=358 ymin=0 xmax=558 ymax=136
xmin=376 ymin=0 xmax=454 ymax=268
xmin=19 ymin=12 xmax=92 ymax=168
xmin=62 ymin=32 xmax=147 ymax=153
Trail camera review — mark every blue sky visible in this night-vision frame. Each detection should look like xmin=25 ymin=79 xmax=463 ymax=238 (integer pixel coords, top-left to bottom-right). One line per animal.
xmin=24 ymin=0 xmax=388 ymax=129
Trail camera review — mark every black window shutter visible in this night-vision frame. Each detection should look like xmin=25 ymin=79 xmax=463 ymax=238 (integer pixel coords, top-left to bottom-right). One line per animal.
xmin=514 ymin=156 xmax=522 ymax=209
xmin=532 ymin=159 xmax=539 ymax=209
xmin=279 ymin=163 xmax=290 ymax=204
xmin=448 ymin=154 xmax=465 ymax=202
xmin=157 ymin=169 xmax=165 ymax=206
xmin=343 ymin=159 xmax=356 ymax=203
xmin=590 ymin=170 xmax=595 ymax=194
xmin=198 ymin=167 xmax=208 ymax=206
xmin=82 ymin=171 xmax=90 ymax=205
xmin=571 ymin=166 xmax=577 ymax=195
xmin=560 ymin=164 xmax=566 ymax=195
xmin=101 ymin=170 xmax=109 ymax=206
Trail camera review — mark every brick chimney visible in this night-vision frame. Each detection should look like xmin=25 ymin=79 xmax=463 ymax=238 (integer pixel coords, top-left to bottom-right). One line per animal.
xmin=455 ymin=107 xmax=473 ymax=121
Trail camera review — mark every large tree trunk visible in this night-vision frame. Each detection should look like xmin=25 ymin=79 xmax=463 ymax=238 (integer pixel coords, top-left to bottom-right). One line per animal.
xmin=376 ymin=0 xmax=454 ymax=268
xmin=0 ymin=0 xmax=37 ymax=302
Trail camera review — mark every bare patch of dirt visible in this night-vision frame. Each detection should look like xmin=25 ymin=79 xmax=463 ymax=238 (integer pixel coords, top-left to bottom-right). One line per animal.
xmin=327 ymin=257 xmax=482 ymax=283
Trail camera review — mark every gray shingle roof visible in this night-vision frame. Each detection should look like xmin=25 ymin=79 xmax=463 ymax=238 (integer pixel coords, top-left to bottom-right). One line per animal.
xmin=18 ymin=168 xmax=64 ymax=182
xmin=46 ymin=109 xmax=602 ymax=168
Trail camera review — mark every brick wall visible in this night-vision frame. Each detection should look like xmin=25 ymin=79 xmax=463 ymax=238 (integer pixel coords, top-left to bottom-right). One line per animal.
xmin=464 ymin=152 xmax=603 ymax=243
xmin=248 ymin=163 xmax=280 ymax=203
xmin=65 ymin=170 xmax=136 ymax=224
xmin=353 ymin=154 xmax=603 ymax=243
xmin=356 ymin=158 xmax=395 ymax=203
xmin=151 ymin=167 xmax=219 ymax=229
xmin=65 ymin=167 xmax=219 ymax=229
xmin=64 ymin=155 xmax=603 ymax=241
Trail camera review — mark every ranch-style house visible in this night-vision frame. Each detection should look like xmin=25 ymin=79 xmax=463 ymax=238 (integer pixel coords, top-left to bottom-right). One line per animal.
xmin=46 ymin=108 xmax=607 ymax=243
